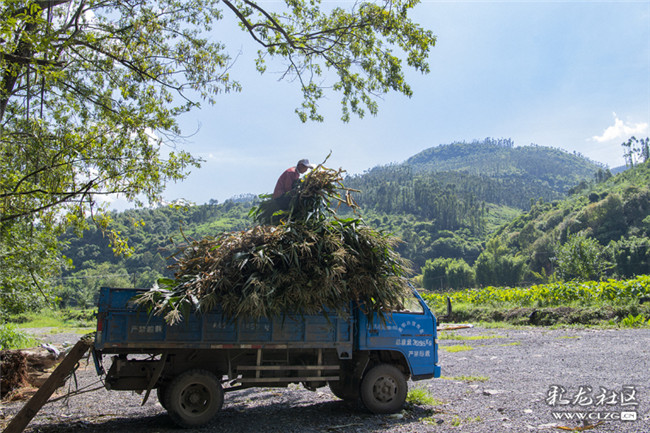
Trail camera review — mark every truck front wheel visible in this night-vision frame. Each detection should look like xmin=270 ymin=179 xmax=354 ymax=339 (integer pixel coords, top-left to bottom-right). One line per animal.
xmin=360 ymin=364 xmax=407 ymax=414
xmin=165 ymin=369 xmax=224 ymax=428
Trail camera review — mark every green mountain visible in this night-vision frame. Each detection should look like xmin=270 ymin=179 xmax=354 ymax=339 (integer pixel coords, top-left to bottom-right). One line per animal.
xmin=348 ymin=138 xmax=605 ymax=212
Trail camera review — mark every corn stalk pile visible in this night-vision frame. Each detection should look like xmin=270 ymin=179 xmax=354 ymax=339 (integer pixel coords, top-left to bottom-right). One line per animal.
xmin=136 ymin=165 xmax=411 ymax=324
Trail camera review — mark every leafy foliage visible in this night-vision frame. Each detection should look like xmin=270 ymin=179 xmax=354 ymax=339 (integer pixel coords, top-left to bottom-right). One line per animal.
xmin=135 ymin=167 xmax=411 ymax=323
xmin=555 ymin=233 xmax=608 ymax=281
xmin=1 ymin=0 xmax=434 ymax=315
xmin=422 ymin=257 xmax=475 ymax=291
xmin=0 ymin=222 xmax=67 ymax=314
xmin=610 ymin=236 xmax=650 ymax=279
xmin=227 ymin=0 xmax=436 ymax=122
xmin=0 ymin=323 xmax=36 ymax=350
xmin=474 ymin=237 xmax=527 ymax=287
xmin=619 ymin=314 xmax=649 ymax=328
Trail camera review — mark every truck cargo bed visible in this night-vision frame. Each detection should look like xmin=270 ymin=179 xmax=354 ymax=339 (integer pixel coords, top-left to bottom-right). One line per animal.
xmin=95 ymin=288 xmax=353 ymax=358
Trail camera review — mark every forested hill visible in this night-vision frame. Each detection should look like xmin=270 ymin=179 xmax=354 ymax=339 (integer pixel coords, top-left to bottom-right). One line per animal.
xmin=489 ymin=161 xmax=650 ymax=281
xmin=346 ymin=138 xmax=605 ymax=212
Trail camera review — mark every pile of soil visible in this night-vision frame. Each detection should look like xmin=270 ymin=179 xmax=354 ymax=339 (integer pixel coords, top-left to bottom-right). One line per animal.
xmin=1 ymin=346 xmax=65 ymax=400
xmin=0 ymin=351 xmax=29 ymax=398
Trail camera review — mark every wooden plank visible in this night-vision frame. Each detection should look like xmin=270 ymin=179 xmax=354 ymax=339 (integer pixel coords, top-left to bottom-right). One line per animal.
xmin=437 ymin=324 xmax=473 ymax=331
xmin=2 ymin=338 xmax=93 ymax=433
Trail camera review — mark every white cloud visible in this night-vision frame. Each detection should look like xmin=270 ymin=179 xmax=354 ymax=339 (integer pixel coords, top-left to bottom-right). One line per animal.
xmin=592 ymin=113 xmax=648 ymax=143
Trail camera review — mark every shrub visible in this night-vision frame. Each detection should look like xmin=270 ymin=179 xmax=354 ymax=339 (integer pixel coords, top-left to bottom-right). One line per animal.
xmin=474 ymin=238 xmax=526 ymax=286
xmin=555 ymin=233 xmax=608 ymax=281
xmin=619 ymin=314 xmax=649 ymax=328
xmin=422 ymin=258 xmax=475 ymax=291
xmin=0 ymin=323 xmax=36 ymax=350
xmin=609 ymin=236 xmax=650 ymax=278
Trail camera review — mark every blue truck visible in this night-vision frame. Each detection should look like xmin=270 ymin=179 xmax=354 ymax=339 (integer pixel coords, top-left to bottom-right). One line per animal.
xmin=92 ymin=286 xmax=441 ymax=427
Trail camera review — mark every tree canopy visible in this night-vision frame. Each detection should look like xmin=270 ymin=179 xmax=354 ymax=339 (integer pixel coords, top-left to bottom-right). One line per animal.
xmin=0 ymin=0 xmax=435 ymax=313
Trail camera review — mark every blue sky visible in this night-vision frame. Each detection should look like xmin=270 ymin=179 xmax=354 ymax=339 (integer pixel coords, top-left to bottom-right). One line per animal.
xmin=135 ymin=0 xmax=650 ymax=208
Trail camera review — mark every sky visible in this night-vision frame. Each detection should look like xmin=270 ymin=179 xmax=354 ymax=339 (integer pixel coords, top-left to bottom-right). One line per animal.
xmin=113 ymin=0 xmax=650 ymax=209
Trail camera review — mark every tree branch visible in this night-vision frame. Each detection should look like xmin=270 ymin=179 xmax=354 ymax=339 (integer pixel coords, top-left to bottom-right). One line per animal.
xmin=0 ymin=52 xmax=64 ymax=67
xmin=0 ymin=180 xmax=95 ymax=223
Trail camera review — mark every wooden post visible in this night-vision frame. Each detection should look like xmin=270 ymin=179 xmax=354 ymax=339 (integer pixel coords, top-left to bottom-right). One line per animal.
xmin=2 ymin=338 xmax=92 ymax=433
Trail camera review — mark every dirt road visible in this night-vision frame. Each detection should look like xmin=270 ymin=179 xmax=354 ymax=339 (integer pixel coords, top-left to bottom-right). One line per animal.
xmin=2 ymin=326 xmax=648 ymax=433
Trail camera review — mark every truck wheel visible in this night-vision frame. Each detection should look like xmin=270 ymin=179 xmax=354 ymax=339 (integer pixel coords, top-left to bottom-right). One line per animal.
xmin=165 ymin=369 xmax=224 ymax=428
xmin=328 ymin=380 xmax=359 ymax=401
xmin=360 ymin=364 xmax=407 ymax=414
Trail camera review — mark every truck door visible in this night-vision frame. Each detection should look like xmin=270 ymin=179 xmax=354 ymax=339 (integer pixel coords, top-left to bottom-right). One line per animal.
xmin=357 ymin=288 xmax=440 ymax=379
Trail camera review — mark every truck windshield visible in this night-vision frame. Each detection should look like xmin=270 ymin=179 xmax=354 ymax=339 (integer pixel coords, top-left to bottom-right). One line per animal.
xmin=393 ymin=290 xmax=425 ymax=314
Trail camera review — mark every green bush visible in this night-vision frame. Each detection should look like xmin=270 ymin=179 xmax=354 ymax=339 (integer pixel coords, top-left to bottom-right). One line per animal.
xmin=555 ymin=233 xmax=608 ymax=281
xmin=610 ymin=236 xmax=650 ymax=278
xmin=422 ymin=258 xmax=450 ymax=291
xmin=422 ymin=258 xmax=475 ymax=291
xmin=474 ymin=237 xmax=526 ymax=286
xmin=619 ymin=314 xmax=649 ymax=328
xmin=0 ymin=323 xmax=36 ymax=350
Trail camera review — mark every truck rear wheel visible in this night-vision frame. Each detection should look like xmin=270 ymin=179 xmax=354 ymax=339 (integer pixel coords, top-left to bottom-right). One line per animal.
xmin=165 ymin=369 xmax=224 ymax=428
xmin=360 ymin=364 xmax=407 ymax=414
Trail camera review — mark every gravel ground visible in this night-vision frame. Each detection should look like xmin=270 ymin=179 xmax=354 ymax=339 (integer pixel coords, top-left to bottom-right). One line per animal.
xmin=1 ymin=326 xmax=648 ymax=433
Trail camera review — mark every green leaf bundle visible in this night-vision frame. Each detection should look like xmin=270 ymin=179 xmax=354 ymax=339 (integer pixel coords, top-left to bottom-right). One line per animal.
xmin=136 ymin=165 xmax=411 ymax=324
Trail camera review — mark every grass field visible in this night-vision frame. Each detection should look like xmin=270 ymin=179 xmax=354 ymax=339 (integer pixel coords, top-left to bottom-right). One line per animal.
xmin=1 ymin=309 xmax=95 ymax=349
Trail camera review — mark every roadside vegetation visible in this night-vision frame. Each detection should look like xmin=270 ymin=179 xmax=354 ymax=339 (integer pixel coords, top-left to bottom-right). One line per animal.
xmin=422 ymin=275 xmax=650 ymax=327
xmin=8 ymin=309 xmax=95 ymax=330
xmin=0 ymin=323 xmax=36 ymax=350
xmin=406 ymin=387 xmax=443 ymax=406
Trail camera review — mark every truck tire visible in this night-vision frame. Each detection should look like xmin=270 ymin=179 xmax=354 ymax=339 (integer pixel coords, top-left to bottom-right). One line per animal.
xmin=165 ymin=369 xmax=224 ymax=428
xmin=328 ymin=380 xmax=359 ymax=401
xmin=359 ymin=364 xmax=407 ymax=414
